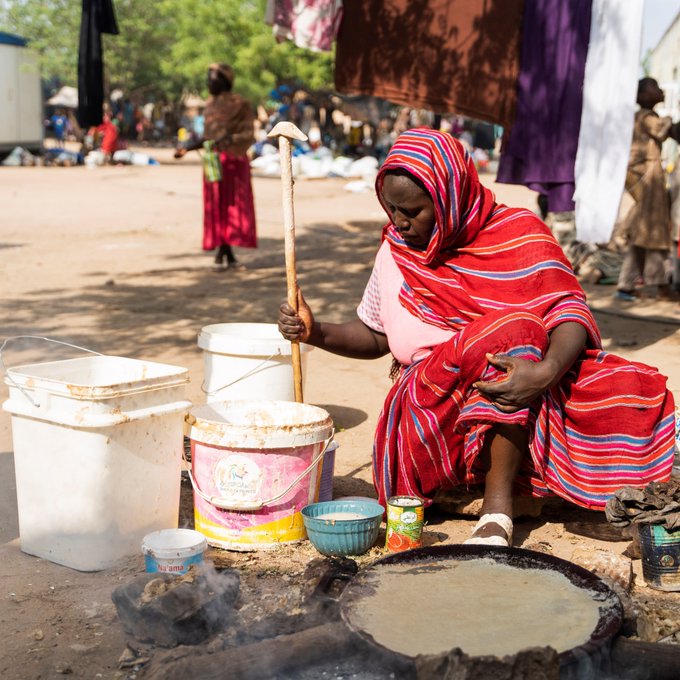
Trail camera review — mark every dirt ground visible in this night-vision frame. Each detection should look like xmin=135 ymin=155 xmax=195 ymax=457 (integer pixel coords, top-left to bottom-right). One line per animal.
xmin=1 ymin=146 xmax=680 ymax=679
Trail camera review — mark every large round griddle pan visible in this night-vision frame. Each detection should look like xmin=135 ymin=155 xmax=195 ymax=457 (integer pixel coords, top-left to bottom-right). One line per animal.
xmin=340 ymin=544 xmax=623 ymax=666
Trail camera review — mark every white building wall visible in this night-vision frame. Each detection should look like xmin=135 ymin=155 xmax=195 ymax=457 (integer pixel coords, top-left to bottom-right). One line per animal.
xmin=649 ymin=10 xmax=680 ymax=119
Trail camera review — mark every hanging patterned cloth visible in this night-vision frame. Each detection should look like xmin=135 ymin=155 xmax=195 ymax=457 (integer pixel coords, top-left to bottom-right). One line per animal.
xmin=265 ymin=0 xmax=343 ymax=52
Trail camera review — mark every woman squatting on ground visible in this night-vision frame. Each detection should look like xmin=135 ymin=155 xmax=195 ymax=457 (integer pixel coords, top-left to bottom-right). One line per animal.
xmin=278 ymin=128 xmax=676 ymax=547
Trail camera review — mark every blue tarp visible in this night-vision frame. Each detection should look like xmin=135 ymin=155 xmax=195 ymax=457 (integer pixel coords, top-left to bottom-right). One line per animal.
xmin=0 ymin=32 xmax=28 ymax=47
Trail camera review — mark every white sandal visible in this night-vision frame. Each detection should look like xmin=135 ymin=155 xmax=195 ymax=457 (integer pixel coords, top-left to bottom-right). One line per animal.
xmin=463 ymin=512 xmax=513 ymax=547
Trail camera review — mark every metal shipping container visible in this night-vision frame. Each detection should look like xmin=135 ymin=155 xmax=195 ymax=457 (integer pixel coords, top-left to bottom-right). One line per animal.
xmin=0 ymin=32 xmax=42 ymax=156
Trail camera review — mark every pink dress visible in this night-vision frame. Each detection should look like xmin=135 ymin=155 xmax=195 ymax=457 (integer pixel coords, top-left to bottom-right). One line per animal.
xmin=203 ymin=153 xmax=257 ymax=250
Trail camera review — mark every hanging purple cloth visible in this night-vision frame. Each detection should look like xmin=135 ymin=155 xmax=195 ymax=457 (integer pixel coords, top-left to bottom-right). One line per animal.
xmin=77 ymin=0 xmax=119 ymax=128
xmin=496 ymin=0 xmax=591 ymax=213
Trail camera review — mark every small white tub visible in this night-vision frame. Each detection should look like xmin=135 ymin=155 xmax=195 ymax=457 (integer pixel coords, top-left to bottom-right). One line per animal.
xmin=142 ymin=529 xmax=208 ymax=574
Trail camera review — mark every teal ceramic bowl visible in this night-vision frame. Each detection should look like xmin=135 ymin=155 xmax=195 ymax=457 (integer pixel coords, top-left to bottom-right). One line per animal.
xmin=302 ymin=500 xmax=385 ymax=556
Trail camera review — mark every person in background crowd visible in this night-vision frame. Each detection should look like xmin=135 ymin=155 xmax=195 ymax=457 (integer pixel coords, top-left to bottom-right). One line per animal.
xmin=193 ymin=107 xmax=205 ymax=141
xmin=122 ymin=99 xmax=135 ymax=138
xmin=97 ymin=113 xmax=119 ymax=163
xmin=134 ymin=106 xmax=145 ymax=141
xmin=392 ymin=107 xmax=412 ymax=137
xmin=50 ymin=109 xmax=68 ymax=148
xmin=345 ymin=121 xmax=363 ymax=157
xmin=616 ymin=78 xmax=680 ymax=301
xmin=279 ymin=128 xmax=675 ymax=547
xmin=374 ymin=117 xmax=395 ymax=166
xmin=174 ymin=63 xmax=257 ymax=271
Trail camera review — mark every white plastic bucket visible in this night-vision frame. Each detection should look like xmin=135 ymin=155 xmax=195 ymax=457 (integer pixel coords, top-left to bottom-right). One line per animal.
xmin=198 ymin=323 xmax=312 ymax=403
xmin=186 ymin=400 xmax=334 ymax=550
xmin=142 ymin=529 xmax=207 ymax=574
xmin=3 ymin=355 xmax=191 ymax=571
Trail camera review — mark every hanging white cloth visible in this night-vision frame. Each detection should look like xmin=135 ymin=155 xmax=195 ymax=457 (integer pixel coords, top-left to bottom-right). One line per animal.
xmin=573 ymin=0 xmax=644 ymax=244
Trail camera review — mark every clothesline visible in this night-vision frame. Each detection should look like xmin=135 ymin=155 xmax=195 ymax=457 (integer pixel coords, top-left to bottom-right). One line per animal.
xmin=267 ymin=0 xmax=645 ymax=246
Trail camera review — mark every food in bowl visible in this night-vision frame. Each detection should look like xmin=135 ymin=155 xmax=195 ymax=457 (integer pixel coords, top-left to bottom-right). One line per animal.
xmin=302 ymin=500 xmax=385 ymax=556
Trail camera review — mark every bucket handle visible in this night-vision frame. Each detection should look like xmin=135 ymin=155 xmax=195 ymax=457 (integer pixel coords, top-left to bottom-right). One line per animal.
xmin=200 ymin=350 xmax=282 ymax=396
xmin=184 ymin=431 xmax=335 ymax=512
xmin=0 ymin=335 xmax=102 ymax=408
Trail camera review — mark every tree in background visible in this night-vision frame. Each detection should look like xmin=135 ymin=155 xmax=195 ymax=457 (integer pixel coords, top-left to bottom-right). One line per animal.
xmin=104 ymin=0 xmax=173 ymax=101
xmin=0 ymin=0 xmax=334 ymax=105
xmin=0 ymin=0 xmax=80 ymax=85
xmin=160 ymin=0 xmax=333 ymax=104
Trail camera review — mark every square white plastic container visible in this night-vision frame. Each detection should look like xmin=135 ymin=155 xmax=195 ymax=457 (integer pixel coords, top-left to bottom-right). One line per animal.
xmin=3 ymin=355 xmax=191 ymax=571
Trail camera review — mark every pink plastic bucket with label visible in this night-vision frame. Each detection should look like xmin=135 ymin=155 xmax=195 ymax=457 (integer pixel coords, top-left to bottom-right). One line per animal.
xmin=186 ymin=400 xmax=334 ymax=551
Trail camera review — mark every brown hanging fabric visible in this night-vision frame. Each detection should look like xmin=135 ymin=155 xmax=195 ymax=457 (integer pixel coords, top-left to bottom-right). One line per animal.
xmin=334 ymin=0 xmax=524 ymax=127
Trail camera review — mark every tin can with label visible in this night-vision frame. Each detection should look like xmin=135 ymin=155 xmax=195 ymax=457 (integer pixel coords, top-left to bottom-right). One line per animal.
xmin=385 ymin=496 xmax=424 ymax=552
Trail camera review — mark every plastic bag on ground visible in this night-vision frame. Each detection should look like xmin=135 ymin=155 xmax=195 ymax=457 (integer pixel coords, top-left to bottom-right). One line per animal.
xmin=2 ymin=147 xmax=25 ymax=166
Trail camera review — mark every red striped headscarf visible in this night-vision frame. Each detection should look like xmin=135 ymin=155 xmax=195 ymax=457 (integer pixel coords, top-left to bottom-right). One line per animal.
xmin=375 ymin=128 xmax=601 ymax=346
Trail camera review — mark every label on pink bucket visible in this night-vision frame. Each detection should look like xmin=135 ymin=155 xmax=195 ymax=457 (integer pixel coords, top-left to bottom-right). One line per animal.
xmin=214 ymin=455 xmax=263 ymax=502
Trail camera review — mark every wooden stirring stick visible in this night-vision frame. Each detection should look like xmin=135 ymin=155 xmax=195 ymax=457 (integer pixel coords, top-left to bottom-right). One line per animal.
xmin=267 ymin=121 xmax=308 ymax=403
